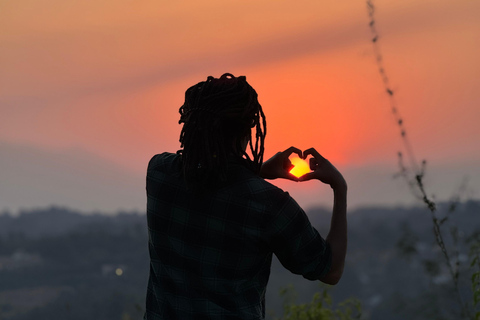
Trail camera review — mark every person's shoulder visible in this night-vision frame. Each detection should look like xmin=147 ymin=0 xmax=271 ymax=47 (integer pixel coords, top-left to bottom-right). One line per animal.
xmin=147 ymin=152 xmax=180 ymax=172
xmin=241 ymin=173 xmax=296 ymax=205
xmin=246 ymin=174 xmax=283 ymax=194
xmin=244 ymin=176 xmax=306 ymax=224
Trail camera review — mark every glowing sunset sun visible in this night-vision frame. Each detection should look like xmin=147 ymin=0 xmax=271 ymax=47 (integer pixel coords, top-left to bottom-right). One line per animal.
xmin=289 ymin=157 xmax=311 ymax=178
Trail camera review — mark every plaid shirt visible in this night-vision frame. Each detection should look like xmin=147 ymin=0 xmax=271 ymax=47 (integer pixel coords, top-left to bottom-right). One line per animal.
xmin=145 ymin=153 xmax=331 ymax=320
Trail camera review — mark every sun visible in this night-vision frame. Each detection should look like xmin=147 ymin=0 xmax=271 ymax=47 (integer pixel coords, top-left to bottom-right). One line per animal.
xmin=289 ymin=156 xmax=311 ymax=178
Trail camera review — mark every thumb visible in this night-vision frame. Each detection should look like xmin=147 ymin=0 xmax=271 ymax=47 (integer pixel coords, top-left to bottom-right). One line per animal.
xmin=297 ymin=172 xmax=316 ymax=182
xmin=284 ymin=172 xmax=300 ymax=182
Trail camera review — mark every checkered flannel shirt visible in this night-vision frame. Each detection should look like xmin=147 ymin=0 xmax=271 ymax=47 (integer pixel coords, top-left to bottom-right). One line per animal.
xmin=145 ymin=152 xmax=331 ymax=320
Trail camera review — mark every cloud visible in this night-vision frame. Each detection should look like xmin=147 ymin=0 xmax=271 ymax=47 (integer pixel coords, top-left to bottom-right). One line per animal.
xmin=1 ymin=0 xmax=478 ymax=106
xmin=0 ymin=20 xmax=367 ymax=108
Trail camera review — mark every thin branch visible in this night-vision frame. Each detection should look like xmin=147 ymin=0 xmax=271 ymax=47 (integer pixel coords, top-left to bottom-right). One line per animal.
xmin=366 ymin=1 xmax=472 ymax=318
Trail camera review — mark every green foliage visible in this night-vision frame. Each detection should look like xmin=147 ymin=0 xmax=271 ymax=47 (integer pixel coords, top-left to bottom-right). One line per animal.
xmin=470 ymin=242 xmax=480 ymax=320
xmin=275 ymin=285 xmax=362 ymax=320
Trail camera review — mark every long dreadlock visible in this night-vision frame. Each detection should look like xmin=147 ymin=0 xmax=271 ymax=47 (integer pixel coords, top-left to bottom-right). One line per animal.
xmin=178 ymin=73 xmax=266 ymax=188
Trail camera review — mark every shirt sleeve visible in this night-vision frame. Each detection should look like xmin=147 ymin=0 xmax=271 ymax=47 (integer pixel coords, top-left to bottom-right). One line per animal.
xmin=265 ymin=192 xmax=332 ymax=280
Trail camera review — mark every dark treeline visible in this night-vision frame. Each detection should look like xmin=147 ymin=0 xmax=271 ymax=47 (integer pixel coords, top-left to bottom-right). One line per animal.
xmin=1 ymin=201 xmax=479 ymax=319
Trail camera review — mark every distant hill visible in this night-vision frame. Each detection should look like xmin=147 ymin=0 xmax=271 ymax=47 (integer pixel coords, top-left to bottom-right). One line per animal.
xmin=1 ymin=201 xmax=479 ymax=319
xmin=0 ymin=206 xmax=144 ymax=239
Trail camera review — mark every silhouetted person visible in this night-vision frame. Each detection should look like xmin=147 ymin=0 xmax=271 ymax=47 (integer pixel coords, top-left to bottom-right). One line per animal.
xmin=144 ymin=73 xmax=347 ymax=319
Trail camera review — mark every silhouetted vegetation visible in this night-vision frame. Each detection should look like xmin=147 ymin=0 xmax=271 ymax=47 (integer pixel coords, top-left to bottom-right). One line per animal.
xmin=1 ymin=203 xmax=479 ymax=319
xmin=366 ymin=1 xmax=479 ymax=318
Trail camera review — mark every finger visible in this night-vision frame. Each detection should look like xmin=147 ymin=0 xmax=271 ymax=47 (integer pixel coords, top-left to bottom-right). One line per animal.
xmin=297 ymin=172 xmax=316 ymax=182
xmin=303 ymin=148 xmax=325 ymax=161
xmin=283 ymin=146 xmax=303 ymax=159
xmin=302 ymin=147 xmax=319 ymax=159
xmin=309 ymin=158 xmax=318 ymax=171
xmin=284 ymin=172 xmax=300 ymax=182
xmin=283 ymin=160 xmax=294 ymax=171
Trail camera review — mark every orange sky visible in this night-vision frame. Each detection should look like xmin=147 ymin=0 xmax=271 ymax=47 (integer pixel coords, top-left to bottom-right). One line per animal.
xmin=1 ymin=0 xmax=479 ymax=213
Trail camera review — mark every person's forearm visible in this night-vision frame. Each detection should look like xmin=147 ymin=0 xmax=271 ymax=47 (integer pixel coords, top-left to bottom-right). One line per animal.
xmin=325 ymin=184 xmax=347 ymax=283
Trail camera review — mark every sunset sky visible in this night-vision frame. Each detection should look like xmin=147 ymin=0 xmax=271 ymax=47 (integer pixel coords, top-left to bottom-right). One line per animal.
xmin=1 ymin=0 xmax=479 ymax=214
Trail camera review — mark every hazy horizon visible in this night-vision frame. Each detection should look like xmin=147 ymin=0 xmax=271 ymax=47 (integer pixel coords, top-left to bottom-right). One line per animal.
xmin=1 ymin=140 xmax=478 ymax=215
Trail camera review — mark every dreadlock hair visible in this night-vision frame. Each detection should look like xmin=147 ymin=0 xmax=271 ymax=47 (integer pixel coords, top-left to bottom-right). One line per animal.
xmin=178 ymin=73 xmax=266 ymax=189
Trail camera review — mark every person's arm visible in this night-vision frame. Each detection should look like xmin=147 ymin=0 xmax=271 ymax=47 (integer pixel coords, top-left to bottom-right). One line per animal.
xmin=300 ymin=148 xmax=347 ymax=285
xmin=320 ymin=185 xmax=347 ymax=284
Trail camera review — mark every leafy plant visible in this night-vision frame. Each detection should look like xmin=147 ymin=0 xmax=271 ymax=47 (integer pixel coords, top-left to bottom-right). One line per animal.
xmin=469 ymin=239 xmax=480 ymax=319
xmin=275 ymin=285 xmax=362 ymax=320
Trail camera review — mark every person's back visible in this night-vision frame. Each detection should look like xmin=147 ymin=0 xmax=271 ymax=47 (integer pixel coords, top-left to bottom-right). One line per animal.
xmin=145 ymin=153 xmax=332 ymax=319
xmin=144 ymin=74 xmax=347 ymax=320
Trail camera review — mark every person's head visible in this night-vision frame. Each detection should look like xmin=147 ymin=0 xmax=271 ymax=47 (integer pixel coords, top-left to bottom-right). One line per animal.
xmin=178 ymin=73 xmax=266 ymax=187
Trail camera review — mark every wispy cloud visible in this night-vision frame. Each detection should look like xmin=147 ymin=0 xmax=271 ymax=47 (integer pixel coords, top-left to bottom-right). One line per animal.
xmin=3 ymin=0 xmax=478 ymax=108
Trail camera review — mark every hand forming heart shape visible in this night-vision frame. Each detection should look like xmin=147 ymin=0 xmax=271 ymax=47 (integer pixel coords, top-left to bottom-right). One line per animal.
xmin=261 ymin=146 xmax=345 ymax=188
xmin=261 ymin=146 xmax=313 ymax=181
xmin=288 ymin=156 xmax=312 ymax=178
